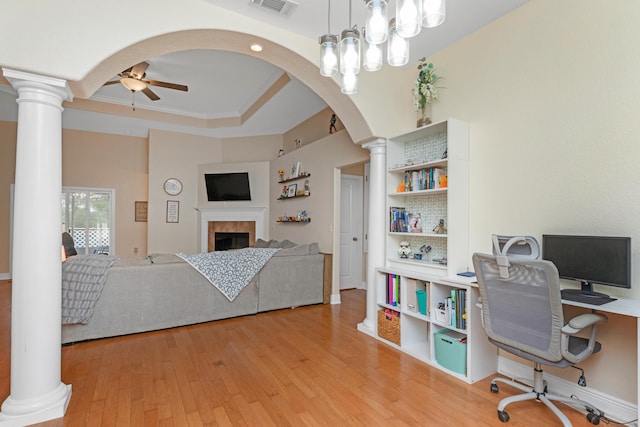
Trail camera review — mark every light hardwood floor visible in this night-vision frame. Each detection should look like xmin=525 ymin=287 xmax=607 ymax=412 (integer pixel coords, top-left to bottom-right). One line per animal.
xmin=0 ymin=280 xmax=597 ymax=426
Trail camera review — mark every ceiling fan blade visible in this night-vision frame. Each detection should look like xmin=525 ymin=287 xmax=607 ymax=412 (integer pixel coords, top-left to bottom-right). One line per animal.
xmin=102 ymin=80 xmax=121 ymax=86
xmin=141 ymin=86 xmax=160 ymax=101
xmin=143 ymin=79 xmax=188 ymax=92
xmin=129 ymin=62 xmax=149 ymax=79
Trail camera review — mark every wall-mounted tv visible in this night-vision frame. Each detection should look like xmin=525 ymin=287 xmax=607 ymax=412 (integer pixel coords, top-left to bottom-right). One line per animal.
xmin=204 ymin=172 xmax=251 ymax=201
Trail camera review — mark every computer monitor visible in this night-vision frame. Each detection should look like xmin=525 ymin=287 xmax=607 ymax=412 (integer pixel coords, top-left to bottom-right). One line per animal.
xmin=542 ymin=234 xmax=631 ymax=303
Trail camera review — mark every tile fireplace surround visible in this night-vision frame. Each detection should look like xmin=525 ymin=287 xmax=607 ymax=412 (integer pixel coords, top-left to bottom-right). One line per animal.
xmin=198 ymin=207 xmax=267 ymax=253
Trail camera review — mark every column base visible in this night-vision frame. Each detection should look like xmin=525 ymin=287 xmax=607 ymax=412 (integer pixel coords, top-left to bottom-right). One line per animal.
xmin=357 ymin=321 xmax=376 ymax=337
xmin=0 ymin=383 xmax=72 ymax=427
xmin=330 ymin=293 xmax=341 ymax=304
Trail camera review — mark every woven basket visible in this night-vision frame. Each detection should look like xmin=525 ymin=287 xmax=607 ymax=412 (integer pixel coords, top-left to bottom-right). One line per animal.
xmin=378 ymin=309 xmax=401 ymax=345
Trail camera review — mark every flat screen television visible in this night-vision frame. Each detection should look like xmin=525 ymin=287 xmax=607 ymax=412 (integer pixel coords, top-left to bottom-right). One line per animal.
xmin=204 ymin=172 xmax=251 ymax=201
xmin=542 ymin=234 xmax=631 ymax=302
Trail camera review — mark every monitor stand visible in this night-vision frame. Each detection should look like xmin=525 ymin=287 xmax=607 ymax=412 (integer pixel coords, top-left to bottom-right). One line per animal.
xmin=561 ymin=281 xmax=617 ymax=305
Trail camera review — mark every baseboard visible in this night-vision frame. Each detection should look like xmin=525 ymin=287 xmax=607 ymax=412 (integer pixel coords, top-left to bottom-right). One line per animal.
xmin=498 ymin=356 xmax=637 ymax=425
xmin=330 ymin=293 xmax=341 ymax=304
xmin=0 ymin=273 xmax=10 ymax=281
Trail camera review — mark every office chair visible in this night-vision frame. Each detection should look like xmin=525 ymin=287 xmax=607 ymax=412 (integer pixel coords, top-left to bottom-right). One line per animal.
xmin=472 ymin=236 xmax=607 ymax=426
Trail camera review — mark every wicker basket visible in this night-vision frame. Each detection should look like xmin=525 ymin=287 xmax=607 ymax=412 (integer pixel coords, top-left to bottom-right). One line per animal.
xmin=377 ymin=309 xmax=401 ymax=345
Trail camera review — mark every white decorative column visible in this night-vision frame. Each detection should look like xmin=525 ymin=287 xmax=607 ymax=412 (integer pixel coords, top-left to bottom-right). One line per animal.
xmin=358 ymin=139 xmax=386 ymax=337
xmin=0 ymin=69 xmax=73 ymax=426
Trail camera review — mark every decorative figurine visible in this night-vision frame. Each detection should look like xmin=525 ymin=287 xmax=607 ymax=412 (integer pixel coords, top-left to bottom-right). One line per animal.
xmin=420 ymin=245 xmax=432 ymax=258
xmin=329 ymin=113 xmax=337 ymax=134
xmin=303 ymin=179 xmax=310 ymax=195
xmin=281 ymin=185 xmax=288 ymax=198
xmin=433 ymin=219 xmax=447 ymax=234
xmin=398 ymin=241 xmax=412 ymax=259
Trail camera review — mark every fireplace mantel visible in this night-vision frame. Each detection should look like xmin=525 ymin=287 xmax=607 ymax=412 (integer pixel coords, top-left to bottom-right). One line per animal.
xmin=197 ymin=207 xmax=267 ymax=253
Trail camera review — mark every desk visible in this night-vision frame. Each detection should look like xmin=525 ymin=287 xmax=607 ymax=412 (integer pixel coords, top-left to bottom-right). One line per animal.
xmin=562 ymin=296 xmax=640 ymax=422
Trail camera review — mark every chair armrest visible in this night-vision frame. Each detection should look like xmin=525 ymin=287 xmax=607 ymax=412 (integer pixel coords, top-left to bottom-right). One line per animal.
xmin=560 ymin=313 xmax=608 ymax=364
xmin=562 ymin=313 xmax=608 ymax=335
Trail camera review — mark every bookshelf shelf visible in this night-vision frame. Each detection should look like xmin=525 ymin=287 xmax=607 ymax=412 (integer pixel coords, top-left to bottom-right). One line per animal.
xmin=277 ymin=194 xmax=310 ymax=200
xmin=278 ymin=173 xmax=310 ymax=184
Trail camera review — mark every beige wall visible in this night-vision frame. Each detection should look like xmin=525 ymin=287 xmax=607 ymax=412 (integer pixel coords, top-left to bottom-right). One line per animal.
xmin=0 ymin=121 xmax=17 ymax=276
xmin=62 ymin=129 xmax=149 ymax=258
xmin=0 ymin=123 xmax=148 ymax=274
xmin=427 ymin=0 xmax=640 ymax=402
xmin=270 ymin=129 xmax=369 ymax=253
xmin=283 ymin=107 xmax=345 ymax=153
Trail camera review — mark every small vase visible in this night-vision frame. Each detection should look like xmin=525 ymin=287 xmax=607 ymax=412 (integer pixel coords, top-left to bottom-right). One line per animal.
xmin=417 ymin=103 xmax=432 ymax=128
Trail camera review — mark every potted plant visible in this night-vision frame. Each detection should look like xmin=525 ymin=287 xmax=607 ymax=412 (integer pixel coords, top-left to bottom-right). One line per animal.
xmin=412 ymin=58 xmax=442 ymax=127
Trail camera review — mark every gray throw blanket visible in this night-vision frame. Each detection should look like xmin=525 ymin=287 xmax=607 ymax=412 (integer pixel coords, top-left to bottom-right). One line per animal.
xmin=177 ymin=248 xmax=279 ymax=301
xmin=62 ymin=254 xmax=118 ymax=324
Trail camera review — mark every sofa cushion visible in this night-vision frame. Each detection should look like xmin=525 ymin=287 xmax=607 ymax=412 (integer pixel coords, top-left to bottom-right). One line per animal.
xmin=272 ymin=243 xmax=320 ymax=257
xmin=254 ymin=239 xmax=271 ymax=248
xmin=147 ymin=253 xmax=184 ymax=264
xmin=114 ymin=257 xmax=151 ymax=267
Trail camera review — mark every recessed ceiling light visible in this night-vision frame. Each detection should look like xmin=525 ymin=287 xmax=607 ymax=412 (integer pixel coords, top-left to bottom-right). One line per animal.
xmin=250 ymin=43 xmax=263 ymax=52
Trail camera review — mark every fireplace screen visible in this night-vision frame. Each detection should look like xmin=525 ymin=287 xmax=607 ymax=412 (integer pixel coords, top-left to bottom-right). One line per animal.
xmin=215 ymin=232 xmax=250 ymax=251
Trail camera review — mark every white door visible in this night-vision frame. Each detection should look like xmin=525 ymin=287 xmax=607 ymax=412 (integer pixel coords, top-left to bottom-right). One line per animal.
xmin=340 ymin=174 xmax=364 ymax=290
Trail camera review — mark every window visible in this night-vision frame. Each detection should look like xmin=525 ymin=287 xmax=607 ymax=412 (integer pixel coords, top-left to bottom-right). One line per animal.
xmin=61 ymin=188 xmax=114 ymax=255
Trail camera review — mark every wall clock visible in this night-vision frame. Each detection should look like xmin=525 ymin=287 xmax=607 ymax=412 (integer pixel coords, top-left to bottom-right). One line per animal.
xmin=163 ymin=178 xmax=182 ymax=196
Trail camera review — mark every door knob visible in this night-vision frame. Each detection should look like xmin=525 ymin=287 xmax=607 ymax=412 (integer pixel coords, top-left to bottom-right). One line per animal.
xmin=353 ymin=237 xmax=358 ymax=241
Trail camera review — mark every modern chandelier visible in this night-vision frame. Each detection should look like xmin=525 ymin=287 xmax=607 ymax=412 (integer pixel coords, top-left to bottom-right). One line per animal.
xmin=319 ymin=0 xmax=446 ymax=94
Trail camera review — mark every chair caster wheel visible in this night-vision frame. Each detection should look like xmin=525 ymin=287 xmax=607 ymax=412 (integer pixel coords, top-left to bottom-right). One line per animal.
xmin=490 ymin=383 xmax=499 ymax=393
xmin=497 ymin=410 xmax=510 ymax=422
xmin=586 ymin=412 xmax=600 ymax=425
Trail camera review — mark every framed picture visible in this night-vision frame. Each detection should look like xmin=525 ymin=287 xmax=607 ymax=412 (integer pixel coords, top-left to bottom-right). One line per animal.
xmin=166 ymin=200 xmax=180 ymax=223
xmin=287 ymin=184 xmax=297 ymax=198
xmin=290 ymin=162 xmax=300 ymax=178
xmin=294 ymin=138 xmax=302 ymax=150
xmin=134 ymin=201 xmax=148 ymax=222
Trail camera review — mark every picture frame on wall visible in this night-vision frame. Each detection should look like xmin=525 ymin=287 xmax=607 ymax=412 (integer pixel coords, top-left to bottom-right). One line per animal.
xmin=134 ymin=201 xmax=148 ymax=222
xmin=290 ymin=162 xmax=300 ymax=178
xmin=287 ymin=184 xmax=297 ymax=198
xmin=166 ymin=200 xmax=180 ymax=223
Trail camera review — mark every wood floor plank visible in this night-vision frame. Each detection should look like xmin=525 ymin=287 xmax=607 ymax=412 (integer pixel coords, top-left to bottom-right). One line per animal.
xmin=0 ymin=281 xmax=599 ymax=427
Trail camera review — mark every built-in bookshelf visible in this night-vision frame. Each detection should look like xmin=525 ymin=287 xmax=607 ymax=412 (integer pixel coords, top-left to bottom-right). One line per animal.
xmin=375 ymin=267 xmax=496 ymax=383
xmin=375 ymin=119 xmax=497 ymax=383
xmin=385 ymin=119 xmax=469 ymax=276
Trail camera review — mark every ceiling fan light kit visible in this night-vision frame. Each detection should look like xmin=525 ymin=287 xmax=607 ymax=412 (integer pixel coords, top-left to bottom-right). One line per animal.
xmin=120 ymin=77 xmax=146 ymax=92
xmin=319 ymin=0 xmax=446 ymax=94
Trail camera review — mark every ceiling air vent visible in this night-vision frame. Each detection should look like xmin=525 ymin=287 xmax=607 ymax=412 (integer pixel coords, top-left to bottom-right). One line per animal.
xmin=249 ymin=0 xmax=298 ymax=16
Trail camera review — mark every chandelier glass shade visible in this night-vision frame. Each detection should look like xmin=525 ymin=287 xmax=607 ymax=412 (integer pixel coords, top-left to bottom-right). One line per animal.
xmin=339 ymin=28 xmax=361 ymax=75
xmin=387 ymin=18 xmax=410 ymax=67
xmin=422 ymin=0 xmax=446 ymax=28
xmin=396 ymin=0 xmax=422 ymax=39
xmin=362 ymin=29 xmax=383 ymax=72
xmin=319 ymin=34 xmax=339 ymax=77
xmin=365 ymin=0 xmax=388 ymax=44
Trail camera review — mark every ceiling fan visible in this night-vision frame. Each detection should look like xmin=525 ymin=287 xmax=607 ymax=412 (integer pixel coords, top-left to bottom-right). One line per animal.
xmin=103 ymin=61 xmax=188 ymax=101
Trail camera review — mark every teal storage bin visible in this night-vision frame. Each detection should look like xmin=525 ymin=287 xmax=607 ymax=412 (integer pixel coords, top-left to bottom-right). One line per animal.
xmin=416 ymin=289 xmax=427 ymax=315
xmin=434 ymin=329 xmax=467 ymax=375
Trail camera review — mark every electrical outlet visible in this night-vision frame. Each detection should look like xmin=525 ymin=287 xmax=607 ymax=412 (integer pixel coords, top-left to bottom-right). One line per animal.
xmin=133 ymin=247 xmax=139 ymax=255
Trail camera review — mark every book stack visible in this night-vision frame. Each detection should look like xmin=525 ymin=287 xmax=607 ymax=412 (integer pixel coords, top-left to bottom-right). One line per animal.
xmin=446 ymin=289 xmax=467 ymax=330
xmin=385 ymin=274 xmax=400 ymax=306
xmin=403 ymin=167 xmax=447 ymax=191
xmin=389 ymin=207 xmax=408 ymax=232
